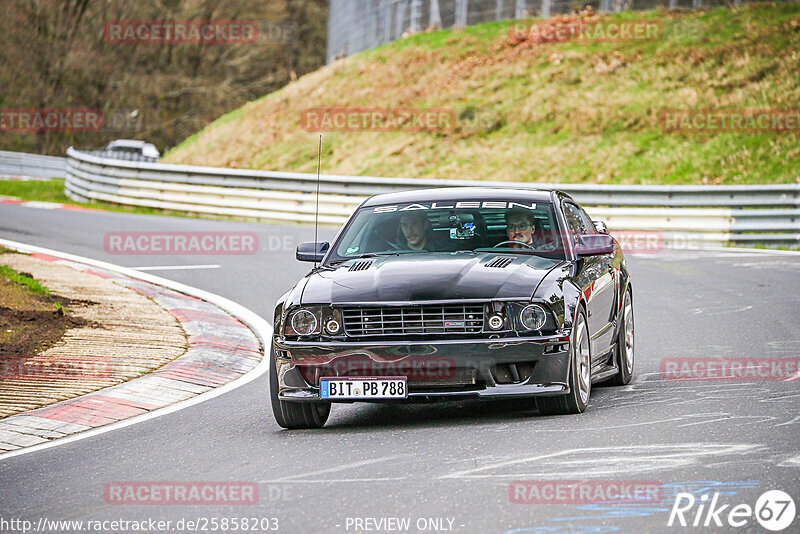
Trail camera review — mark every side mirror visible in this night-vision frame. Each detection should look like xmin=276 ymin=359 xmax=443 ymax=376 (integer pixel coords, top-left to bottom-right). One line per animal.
xmin=593 ymin=220 xmax=609 ymax=234
xmin=574 ymin=234 xmax=615 ymax=256
xmin=296 ymin=241 xmax=329 ymax=262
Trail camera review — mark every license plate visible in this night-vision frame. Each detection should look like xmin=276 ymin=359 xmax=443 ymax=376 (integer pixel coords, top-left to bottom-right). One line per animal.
xmin=320 ymin=377 xmax=407 ymax=399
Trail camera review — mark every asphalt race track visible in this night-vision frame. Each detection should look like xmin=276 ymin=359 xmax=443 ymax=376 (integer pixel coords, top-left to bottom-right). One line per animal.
xmin=1 ymin=203 xmax=799 ymax=534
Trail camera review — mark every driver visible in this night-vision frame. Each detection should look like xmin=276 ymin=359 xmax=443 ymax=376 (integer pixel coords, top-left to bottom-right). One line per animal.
xmin=399 ymin=211 xmax=433 ymax=250
xmin=504 ymin=209 xmax=536 ymax=247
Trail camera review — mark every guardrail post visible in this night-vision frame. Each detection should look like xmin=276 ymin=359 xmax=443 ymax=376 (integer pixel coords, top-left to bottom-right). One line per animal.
xmin=541 ymin=0 xmax=550 ymax=19
xmin=429 ymin=0 xmax=442 ymax=28
xmin=410 ymin=0 xmax=422 ymax=31
xmin=455 ymin=0 xmax=468 ymax=27
xmin=381 ymin=0 xmax=391 ymax=42
xmin=496 ymin=0 xmax=504 ymax=21
xmin=395 ymin=0 xmax=408 ymax=37
xmin=515 ymin=0 xmax=526 ymax=19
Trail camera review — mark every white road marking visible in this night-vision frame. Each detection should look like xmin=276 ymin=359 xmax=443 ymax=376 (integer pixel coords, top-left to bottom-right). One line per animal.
xmin=260 ymin=478 xmax=408 ymax=484
xmin=0 ymin=238 xmax=271 ymax=462
xmin=631 ymin=253 xmax=773 ymax=260
xmin=776 ymin=416 xmax=800 ymax=427
xmin=782 ymin=454 xmax=800 ymax=467
xmin=496 ymin=417 xmax=686 ymax=432
xmin=689 ymin=305 xmax=753 ymax=316
xmin=632 ymin=246 xmax=800 ymax=257
xmin=271 ymin=456 xmax=408 ymax=481
xmin=438 ymin=443 xmax=759 ymax=480
xmin=678 ymin=415 xmax=775 ymax=428
xmin=18 ymin=201 xmax=63 ymax=209
xmin=133 ymin=264 xmax=221 ymax=271
xmin=759 ymin=392 xmax=800 ymax=402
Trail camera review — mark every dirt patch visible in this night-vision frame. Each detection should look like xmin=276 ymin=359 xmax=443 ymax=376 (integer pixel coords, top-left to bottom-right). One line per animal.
xmin=0 ymin=253 xmax=188 ymax=418
xmin=0 ymin=273 xmax=91 ymax=359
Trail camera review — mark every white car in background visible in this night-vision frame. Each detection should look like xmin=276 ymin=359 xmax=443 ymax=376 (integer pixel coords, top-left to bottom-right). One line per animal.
xmin=104 ymin=139 xmax=160 ymax=160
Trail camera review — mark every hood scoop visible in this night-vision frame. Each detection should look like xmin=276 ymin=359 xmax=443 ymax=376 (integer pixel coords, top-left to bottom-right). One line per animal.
xmin=485 ymin=256 xmax=516 ymax=269
xmin=348 ymin=259 xmax=375 ymax=272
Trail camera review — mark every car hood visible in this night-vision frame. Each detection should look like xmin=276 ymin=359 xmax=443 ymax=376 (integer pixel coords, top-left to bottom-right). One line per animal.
xmin=301 ymin=253 xmax=564 ymax=304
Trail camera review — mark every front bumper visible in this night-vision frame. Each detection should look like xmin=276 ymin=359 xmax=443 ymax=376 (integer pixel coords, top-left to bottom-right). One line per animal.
xmin=273 ymin=334 xmax=571 ymax=402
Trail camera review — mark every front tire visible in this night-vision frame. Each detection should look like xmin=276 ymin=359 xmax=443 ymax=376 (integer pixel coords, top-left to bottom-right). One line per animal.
xmin=537 ymin=308 xmax=591 ymax=415
xmin=269 ymin=346 xmax=330 ymax=429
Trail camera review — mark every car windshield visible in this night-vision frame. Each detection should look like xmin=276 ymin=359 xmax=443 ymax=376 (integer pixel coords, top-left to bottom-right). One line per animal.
xmin=328 ymin=199 xmax=566 ymax=263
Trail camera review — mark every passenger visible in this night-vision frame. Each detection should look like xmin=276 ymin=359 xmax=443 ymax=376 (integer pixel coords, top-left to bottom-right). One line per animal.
xmin=399 ymin=211 xmax=434 ymax=250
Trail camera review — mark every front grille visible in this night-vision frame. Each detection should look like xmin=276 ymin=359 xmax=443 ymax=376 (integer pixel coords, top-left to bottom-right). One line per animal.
xmin=342 ymin=304 xmax=484 ymax=337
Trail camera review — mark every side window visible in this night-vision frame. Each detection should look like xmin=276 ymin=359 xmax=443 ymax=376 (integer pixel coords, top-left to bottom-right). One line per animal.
xmin=578 ymin=206 xmax=594 ymax=228
xmin=563 ymin=203 xmax=593 ymax=242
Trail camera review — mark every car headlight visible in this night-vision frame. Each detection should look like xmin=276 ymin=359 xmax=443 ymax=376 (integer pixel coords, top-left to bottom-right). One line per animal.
xmin=287 ymin=308 xmax=320 ymax=336
xmin=325 ymin=318 xmax=341 ymax=334
xmin=520 ymin=304 xmax=547 ymax=331
xmin=488 ymin=314 xmax=505 ymax=330
xmin=323 ymin=307 xmax=343 ymax=335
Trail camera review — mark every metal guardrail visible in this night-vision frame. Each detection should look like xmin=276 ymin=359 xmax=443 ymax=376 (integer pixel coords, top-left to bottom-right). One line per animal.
xmin=0 ymin=150 xmax=66 ymax=179
xmin=64 ymin=147 xmax=800 ymax=247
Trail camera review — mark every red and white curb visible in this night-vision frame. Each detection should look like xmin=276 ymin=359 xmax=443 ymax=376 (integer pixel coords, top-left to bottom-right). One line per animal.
xmin=0 ymin=239 xmax=272 ymax=460
xmin=0 ymin=198 xmax=99 ymax=211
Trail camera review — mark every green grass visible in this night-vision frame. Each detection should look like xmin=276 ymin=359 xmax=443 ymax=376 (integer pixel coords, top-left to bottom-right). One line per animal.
xmin=0 ymin=264 xmax=51 ymax=296
xmin=0 ymin=178 xmax=323 ymax=225
xmin=163 ymin=3 xmax=800 ymax=185
xmin=0 ymin=179 xmax=201 ymax=218
xmin=0 ymin=179 xmax=73 ymax=204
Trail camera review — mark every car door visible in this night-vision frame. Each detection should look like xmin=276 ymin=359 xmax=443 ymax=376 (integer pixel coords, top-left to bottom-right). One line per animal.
xmin=562 ymin=202 xmax=616 ymax=363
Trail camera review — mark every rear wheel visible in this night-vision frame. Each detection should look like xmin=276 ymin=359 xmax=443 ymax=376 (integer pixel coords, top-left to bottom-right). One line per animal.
xmin=269 ymin=346 xmax=330 ymax=429
xmin=608 ymin=288 xmax=634 ymax=386
xmin=536 ymin=309 xmax=591 ymax=415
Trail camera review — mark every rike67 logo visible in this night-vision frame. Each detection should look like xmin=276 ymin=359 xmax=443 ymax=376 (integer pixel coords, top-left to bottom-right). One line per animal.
xmin=668 ymin=490 xmax=796 ymax=531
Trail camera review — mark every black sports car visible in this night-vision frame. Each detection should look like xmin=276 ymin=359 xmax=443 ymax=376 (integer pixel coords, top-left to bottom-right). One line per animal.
xmin=270 ymin=187 xmax=634 ymax=428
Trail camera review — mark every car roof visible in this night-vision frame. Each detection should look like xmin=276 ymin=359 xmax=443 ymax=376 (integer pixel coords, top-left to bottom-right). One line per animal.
xmin=106 ymin=139 xmax=148 ymax=148
xmin=105 ymin=139 xmax=160 ymax=158
xmin=361 ymin=187 xmax=555 ymax=207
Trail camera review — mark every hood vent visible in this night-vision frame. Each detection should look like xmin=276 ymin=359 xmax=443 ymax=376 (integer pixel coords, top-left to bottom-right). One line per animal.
xmin=485 ymin=256 xmax=515 ymax=269
xmin=348 ymin=260 xmax=374 ymax=272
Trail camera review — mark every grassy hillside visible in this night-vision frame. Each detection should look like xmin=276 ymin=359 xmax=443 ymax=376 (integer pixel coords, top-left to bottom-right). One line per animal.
xmin=165 ymin=3 xmax=800 ymax=185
